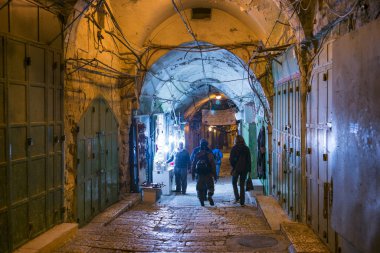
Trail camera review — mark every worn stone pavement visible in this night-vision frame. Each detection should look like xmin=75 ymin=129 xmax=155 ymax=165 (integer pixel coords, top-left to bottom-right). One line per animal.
xmin=56 ymin=154 xmax=291 ymax=252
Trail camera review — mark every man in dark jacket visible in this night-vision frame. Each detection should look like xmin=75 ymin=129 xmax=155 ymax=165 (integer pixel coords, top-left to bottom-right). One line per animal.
xmin=191 ymin=139 xmax=216 ymax=206
xmin=167 ymin=142 xmax=191 ymax=194
xmin=229 ymin=135 xmax=251 ymax=206
xmin=174 ymin=142 xmax=191 ymax=194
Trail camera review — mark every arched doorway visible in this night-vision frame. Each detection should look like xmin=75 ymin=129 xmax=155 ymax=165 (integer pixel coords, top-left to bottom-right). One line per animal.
xmin=138 ymin=41 xmax=271 ymax=194
xmin=76 ymin=97 xmax=119 ymax=226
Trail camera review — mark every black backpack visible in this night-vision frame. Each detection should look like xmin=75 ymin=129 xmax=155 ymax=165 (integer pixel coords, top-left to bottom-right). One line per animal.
xmin=195 ymin=152 xmax=212 ymax=175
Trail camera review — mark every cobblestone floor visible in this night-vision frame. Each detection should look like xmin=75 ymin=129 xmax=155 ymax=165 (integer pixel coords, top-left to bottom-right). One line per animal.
xmin=56 ymin=154 xmax=290 ymax=252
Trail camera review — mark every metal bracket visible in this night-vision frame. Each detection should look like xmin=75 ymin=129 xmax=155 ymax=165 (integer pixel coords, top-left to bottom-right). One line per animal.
xmin=323 ymin=72 xmax=328 ymax=81
xmin=25 ymin=57 xmax=31 ymax=66
xmin=27 ymin=137 xmax=34 ymax=146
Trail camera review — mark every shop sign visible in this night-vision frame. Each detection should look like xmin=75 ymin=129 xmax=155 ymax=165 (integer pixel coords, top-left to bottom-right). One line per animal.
xmin=202 ymin=108 xmax=236 ymax=125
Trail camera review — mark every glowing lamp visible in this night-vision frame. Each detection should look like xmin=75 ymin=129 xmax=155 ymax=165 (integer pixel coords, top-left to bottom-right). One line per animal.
xmin=215 ymin=94 xmax=222 ymax=100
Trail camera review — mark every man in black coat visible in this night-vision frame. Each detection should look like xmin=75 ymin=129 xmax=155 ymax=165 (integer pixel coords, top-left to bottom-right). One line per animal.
xmin=229 ymin=135 xmax=251 ymax=206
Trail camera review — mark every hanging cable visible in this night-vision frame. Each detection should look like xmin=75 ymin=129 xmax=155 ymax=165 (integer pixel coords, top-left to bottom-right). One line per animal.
xmin=48 ymin=0 xmax=97 ymax=45
xmin=171 ymin=0 xmax=206 ymax=76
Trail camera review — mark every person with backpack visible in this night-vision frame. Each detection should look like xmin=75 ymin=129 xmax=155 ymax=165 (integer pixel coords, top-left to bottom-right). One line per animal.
xmin=191 ymin=139 xmax=216 ymax=206
xmin=229 ymin=135 xmax=251 ymax=206
xmin=212 ymin=145 xmax=223 ymax=180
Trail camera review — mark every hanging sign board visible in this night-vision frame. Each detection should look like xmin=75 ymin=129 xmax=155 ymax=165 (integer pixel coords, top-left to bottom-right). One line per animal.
xmin=202 ymin=108 xmax=236 ymax=125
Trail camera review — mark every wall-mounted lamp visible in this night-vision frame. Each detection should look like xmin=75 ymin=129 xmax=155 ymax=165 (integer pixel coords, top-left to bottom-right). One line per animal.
xmin=208 ymin=126 xmax=213 ymax=131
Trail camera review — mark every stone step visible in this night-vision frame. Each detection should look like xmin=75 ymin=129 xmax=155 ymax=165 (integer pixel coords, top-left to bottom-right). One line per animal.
xmin=256 ymin=195 xmax=291 ymax=230
xmin=95 ymin=193 xmax=142 ymax=226
xmin=281 ymin=222 xmax=330 ymax=253
xmin=14 ymin=223 xmax=78 ymax=253
xmin=252 ymin=179 xmax=264 ymax=194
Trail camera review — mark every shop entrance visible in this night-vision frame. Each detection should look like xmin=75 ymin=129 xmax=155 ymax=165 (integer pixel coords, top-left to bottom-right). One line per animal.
xmin=76 ymin=98 xmax=119 ymax=226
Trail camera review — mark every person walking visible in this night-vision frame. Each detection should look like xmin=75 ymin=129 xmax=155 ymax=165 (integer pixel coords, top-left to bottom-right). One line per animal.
xmin=229 ymin=135 xmax=251 ymax=206
xmin=191 ymin=139 xmax=216 ymax=206
xmin=212 ymin=145 xmax=223 ymax=180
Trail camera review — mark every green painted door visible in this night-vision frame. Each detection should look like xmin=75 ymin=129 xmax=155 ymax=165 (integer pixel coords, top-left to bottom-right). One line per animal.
xmin=0 ymin=36 xmax=64 ymax=252
xmin=77 ymin=98 xmax=119 ymax=227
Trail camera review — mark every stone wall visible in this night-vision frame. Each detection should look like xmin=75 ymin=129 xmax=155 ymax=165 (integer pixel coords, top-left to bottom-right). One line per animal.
xmin=63 ymin=1 xmax=136 ymax=221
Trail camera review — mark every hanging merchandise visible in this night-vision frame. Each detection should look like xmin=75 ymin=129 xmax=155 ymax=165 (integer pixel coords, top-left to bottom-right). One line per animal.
xmin=134 ymin=115 xmax=152 ymax=189
xmin=152 ymin=113 xmax=186 ymax=195
xmin=152 ymin=114 xmax=173 ymax=195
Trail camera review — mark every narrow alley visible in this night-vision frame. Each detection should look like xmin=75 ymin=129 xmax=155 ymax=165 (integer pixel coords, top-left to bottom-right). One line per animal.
xmin=1 ymin=1 xmax=379 ymax=253
xmin=56 ymin=156 xmax=291 ymax=252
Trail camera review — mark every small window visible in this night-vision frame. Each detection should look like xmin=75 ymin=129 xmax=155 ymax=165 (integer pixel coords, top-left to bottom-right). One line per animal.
xmin=191 ymin=8 xmax=211 ymax=20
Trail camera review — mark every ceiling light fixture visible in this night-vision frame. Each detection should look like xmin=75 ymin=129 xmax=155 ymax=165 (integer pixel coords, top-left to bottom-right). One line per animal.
xmin=215 ymin=94 xmax=222 ymax=100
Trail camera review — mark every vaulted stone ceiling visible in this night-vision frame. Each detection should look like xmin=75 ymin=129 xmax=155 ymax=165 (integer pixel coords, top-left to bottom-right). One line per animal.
xmin=107 ymin=0 xmax=290 ymax=47
xmin=67 ymin=0 xmax=303 ymax=117
xmin=139 ymin=41 xmax=268 ymax=117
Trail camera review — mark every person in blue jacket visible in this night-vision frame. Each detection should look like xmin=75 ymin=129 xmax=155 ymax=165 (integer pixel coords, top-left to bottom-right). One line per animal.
xmin=212 ymin=145 xmax=223 ymax=180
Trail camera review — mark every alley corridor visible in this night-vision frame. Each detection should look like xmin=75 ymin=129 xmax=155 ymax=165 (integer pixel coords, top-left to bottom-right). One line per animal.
xmin=56 ymin=182 xmax=290 ymax=252
xmin=1 ymin=0 xmax=379 ymax=252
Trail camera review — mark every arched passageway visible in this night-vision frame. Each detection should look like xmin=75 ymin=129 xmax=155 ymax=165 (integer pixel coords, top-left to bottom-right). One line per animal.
xmin=0 ymin=0 xmax=379 ymax=252
xmin=132 ymin=41 xmax=272 ymax=193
